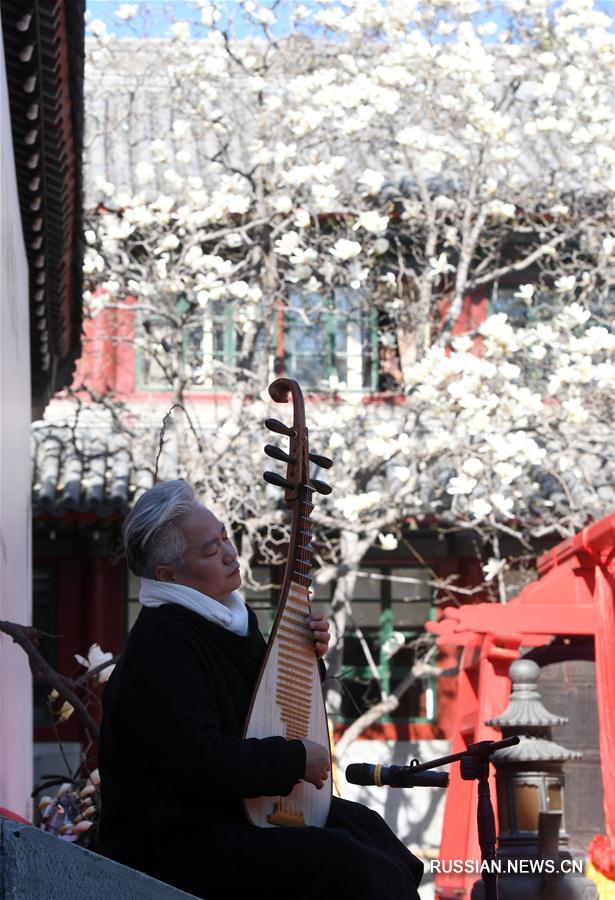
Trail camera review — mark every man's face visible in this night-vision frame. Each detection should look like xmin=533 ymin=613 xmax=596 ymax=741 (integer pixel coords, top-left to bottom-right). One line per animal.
xmin=157 ymin=503 xmax=241 ymax=602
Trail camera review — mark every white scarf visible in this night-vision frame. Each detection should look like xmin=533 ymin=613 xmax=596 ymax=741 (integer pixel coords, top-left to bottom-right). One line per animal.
xmin=139 ymin=577 xmax=249 ymax=637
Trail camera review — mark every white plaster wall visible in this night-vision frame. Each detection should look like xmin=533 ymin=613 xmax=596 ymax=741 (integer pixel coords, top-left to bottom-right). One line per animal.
xmin=0 ymin=29 xmax=33 ymax=819
xmin=337 ymin=739 xmax=449 ymax=850
xmin=337 ymin=739 xmax=449 ymax=900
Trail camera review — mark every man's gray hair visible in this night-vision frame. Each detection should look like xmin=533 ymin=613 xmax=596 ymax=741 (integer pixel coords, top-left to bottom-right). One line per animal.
xmin=123 ymin=480 xmax=197 ymax=578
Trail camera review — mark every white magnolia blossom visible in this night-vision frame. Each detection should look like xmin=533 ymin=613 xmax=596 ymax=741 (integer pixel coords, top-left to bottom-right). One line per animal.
xmin=359 ymin=169 xmax=385 ymax=195
xmin=514 ymin=284 xmax=535 ymax=304
xmin=447 ymin=475 xmax=477 ymax=496
xmin=391 ymin=465 xmax=411 ymax=483
xmin=482 ymin=558 xmax=507 ymax=582
xmin=274 ymin=195 xmax=293 ymax=214
xmin=373 ymin=238 xmax=390 ymax=255
xmin=75 ymin=644 xmax=115 ymax=684
xmin=200 ymin=6 xmax=221 ymax=28
xmin=378 ymin=532 xmax=399 ymax=551
xmin=489 ymin=493 xmax=515 ymax=519
xmin=334 ymin=491 xmax=381 ymax=521
xmin=274 ymin=231 xmax=301 ymax=256
xmin=556 ymin=303 xmax=592 ymax=329
xmin=485 ymin=200 xmax=516 ymax=220
xmin=330 ymin=239 xmax=362 ymax=261
xmin=135 ymin=161 xmax=155 ymax=185
xmin=294 ymin=208 xmax=311 ymax=228
xmin=366 ymin=436 xmax=397 ymax=459
xmin=158 ymin=234 xmax=180 ymax=252
xmin=470 ymin=498 xmax=493 ymax=521
xmin=462 ymin=457 xmax=484 ymax=478
xmin=562 ymin=398 xmax=590 ymax=424
xmin=382 ymin=631 xmax=407 ymax=660
xmin=79 ymin=1 xmax=615 ymax=620
xmin=428 ymin=253 xmax=456 ymax=281
xmin=555 ymin=275 xmax=577 ymax=293
xmin=89 ymin=19 xmax=107 ymax=37
xmin=354 ymin=211 xmax=389 ymax=234
xmin=479 ymin=315 xmax=520 ymax=355
xmin=115 ymin=4 xmax=137 ymax=22
xmin=494 ymin=462 xmax=522 ymax=485
xmin=433 ymin=195 xmax=456 ymax=212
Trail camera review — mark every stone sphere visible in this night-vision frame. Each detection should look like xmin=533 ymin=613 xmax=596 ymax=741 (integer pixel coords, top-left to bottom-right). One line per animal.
xmin=509 ymin=658 xmax=540 ymax=685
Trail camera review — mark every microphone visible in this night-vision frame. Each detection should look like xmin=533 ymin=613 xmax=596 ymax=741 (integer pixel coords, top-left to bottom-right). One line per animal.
xmin=345 ymin=763 xmax=449 ymax=789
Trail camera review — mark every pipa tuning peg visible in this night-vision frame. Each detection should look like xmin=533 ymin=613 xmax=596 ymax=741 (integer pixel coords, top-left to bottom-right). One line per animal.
xmin=309 ymin=451 xmax=333 ymax=469
xmin=310 ymin=479 xmax=332 ymax=495
xmin=265 ymin=418 xmax=295 ymax=437
xmin=264 ymin=444 xmax=291 ymax=463
xmin=263 ymin=471 xmax=292 ymax=490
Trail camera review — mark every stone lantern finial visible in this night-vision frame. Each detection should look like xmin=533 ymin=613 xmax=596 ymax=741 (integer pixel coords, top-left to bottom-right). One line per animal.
xmin=487 ymin=659 xmax=580 ymax=763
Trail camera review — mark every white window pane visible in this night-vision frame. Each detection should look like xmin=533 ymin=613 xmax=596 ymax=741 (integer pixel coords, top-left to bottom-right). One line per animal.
xmin=354 ymin=567 xmax=382 ymax=600
xmin=308 ymin=601 xmax=329 ymax=620
xmin=390 ymin=567 xmax=432 ymax=600
xmin=351 ymin=601 xmax=381 ymax=627
xmin=243 ymin=565 xmax=276 ymax=600
xmin=311 ymin=576 xmax=332 ymax=601
xmin=254 ymin=607 xmax=274 ymax=636
xmin=392 ymin=600 xmax=432 ymax=629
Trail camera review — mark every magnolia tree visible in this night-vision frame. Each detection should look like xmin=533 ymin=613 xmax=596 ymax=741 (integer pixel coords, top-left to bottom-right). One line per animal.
xmin=68 ymin=0 xmax=615 ymax=732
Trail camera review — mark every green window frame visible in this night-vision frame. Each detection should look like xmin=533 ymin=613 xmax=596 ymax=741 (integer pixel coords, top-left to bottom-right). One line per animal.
xmin=489 ymin=281 xmax=555 ymax=327
xmin=282 ymin=290 xmax=378 ymax=392
xmin=135 ymin=298 xmax=236 ymax=391
xmin=135 ymin=307 xmax=176 ymax=390
xmin=330 ymin=565 xmax=438 ymax=725
xmin=135 ymin=291 xmax=378 ymax=393
xmin=242 ymin=563 xmax=437 ymax=726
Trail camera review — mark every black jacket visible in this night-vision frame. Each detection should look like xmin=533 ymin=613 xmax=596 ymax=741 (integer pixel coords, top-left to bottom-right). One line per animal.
xmin=99 ymin=603 xmax=422 ymax=900
xmin=99 ymin=604 xmax=306 ymax=869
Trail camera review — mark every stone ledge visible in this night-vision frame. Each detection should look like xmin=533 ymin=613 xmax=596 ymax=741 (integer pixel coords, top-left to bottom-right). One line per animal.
xmin=0 ymin=816 xmax=198 ymax=899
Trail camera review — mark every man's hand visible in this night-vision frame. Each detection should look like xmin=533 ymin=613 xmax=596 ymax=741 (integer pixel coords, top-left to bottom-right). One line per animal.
xmin=300 ymin=738 xmax=331 ymax=789
xmin=307 ymin=612 xmax=330 ymax=659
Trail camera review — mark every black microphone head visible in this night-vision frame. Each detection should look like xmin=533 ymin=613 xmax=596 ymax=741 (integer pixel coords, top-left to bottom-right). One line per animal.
xmin=345 ymin=763 xmax=374 ymax=786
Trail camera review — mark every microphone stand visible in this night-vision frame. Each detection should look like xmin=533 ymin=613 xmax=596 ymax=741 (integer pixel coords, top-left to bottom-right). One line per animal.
xmin=404 ymin=735 xmax=520 ymax=900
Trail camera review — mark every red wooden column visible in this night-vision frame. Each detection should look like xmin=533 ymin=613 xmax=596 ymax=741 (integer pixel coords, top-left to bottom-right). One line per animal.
xmin=583 ymin=519 xmax=615 ymax=885
xmin=593 ymin=566 xmax=615 ymax=848
xmin=432 ymin=633 xmax=520 ymax=899
xmin=56 ymin=559 xmax=84 ymax=679
xmin=82 ymin=556 xmax=126 ymax=659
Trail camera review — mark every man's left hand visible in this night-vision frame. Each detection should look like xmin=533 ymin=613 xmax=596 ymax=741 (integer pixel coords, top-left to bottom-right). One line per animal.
xmin=307 ymin=612 xmax=330 ymax=659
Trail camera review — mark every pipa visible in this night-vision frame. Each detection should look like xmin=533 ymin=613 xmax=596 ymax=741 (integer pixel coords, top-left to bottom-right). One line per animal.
xmin=242 ymin=378 xmax=333 ymax=828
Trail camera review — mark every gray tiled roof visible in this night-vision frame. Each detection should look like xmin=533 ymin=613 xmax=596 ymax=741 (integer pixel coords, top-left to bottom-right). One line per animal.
xmin=32 ymin=425 xmax=154 ymax=517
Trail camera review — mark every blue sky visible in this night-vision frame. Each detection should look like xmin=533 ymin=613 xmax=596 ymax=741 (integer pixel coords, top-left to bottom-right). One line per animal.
xmin=85 ymin=0 xmax=614 ymax=40
xmin=86 ymin=1 xmax=296 ymax=39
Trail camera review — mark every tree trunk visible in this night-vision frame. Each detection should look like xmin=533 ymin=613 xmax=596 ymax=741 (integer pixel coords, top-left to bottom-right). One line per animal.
xmin=325 ymin=529 xmax=379 ymax=721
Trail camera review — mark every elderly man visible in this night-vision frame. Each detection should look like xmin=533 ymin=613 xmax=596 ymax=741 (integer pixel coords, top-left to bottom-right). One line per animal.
xmin=99 ymin=480 xmax=423 ymax=899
